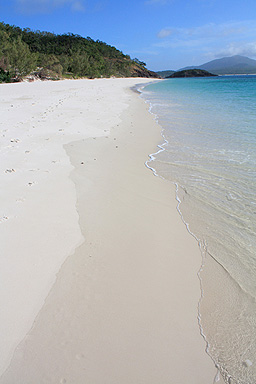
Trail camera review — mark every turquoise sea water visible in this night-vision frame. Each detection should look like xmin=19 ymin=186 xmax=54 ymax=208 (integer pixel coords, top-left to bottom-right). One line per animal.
xmin=141 ymin=76 xmax=256 ymax=384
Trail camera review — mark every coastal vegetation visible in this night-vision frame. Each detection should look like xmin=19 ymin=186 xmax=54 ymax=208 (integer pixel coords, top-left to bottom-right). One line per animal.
xmin=0 ymin=22 xmax=158 ymax=82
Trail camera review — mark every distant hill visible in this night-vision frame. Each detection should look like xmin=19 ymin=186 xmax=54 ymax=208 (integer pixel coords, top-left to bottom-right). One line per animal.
xmin=167 ymin=69 xmax=217 ymax=78
xmin=180 ymin=55 xmax=256 ymax=75
xmin=0 ymin=22 xmax=159 ymax=82
xmin=156 ymin=70 xmax=175 ymax=78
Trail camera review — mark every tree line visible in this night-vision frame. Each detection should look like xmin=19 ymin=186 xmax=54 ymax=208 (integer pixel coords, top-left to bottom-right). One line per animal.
xmin=0 ymin=22 xmax=152 ymax=82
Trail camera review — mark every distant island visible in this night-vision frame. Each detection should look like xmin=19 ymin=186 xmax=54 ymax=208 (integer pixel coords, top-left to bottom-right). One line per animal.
xmin=0 ymin=22 xmax=159 ymax=83
xmin=166 ymin=69 xmax=217 ymax=78
xmin=157 ymin=55 xmax=256 ymax=77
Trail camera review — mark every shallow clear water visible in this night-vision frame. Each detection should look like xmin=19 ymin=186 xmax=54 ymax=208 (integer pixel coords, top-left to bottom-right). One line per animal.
xmin=141 ymin=76 xmax=256 ymax=384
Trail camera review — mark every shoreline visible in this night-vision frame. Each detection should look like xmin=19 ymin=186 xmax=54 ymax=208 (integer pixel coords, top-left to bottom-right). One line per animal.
xmin=140 ymin=86 xmax=226 ymax=384
xmin=1 ymin=78 xmax=217 ymax=383
xmin=140 ymin=76 xmax=256 ymax=384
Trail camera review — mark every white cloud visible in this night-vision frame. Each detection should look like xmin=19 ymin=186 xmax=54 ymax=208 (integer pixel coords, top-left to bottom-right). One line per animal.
xmin=157 ymin=28 xmax=173 ymax=38
xmin=15 ymin=0 xmax=86 ymax=14
xmin=156 ymin=21 xmax=256 ymax=42
xmin=214 ymin=42 xmax=256 ymax=58
xmin=154 ymin=20 xmax=256 ymax=58
xmin=178 ymin=22 xmax=250 ymax=39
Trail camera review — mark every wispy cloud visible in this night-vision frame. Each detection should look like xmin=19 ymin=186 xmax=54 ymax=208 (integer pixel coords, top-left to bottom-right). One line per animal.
xmin=154 ymin=21 xmax=256 ymax=58
xmin=157 ymin=28 xmax=173 ymax=38
xmin=156 ymin=21 xmax=253 ymax=41
xmin=15 ymin=0 xmax=86 ymax=14
xmin=155 ymin=38 xmax=204 ymax=49
xmin=214 ymin=42 xmax=256 ymax=58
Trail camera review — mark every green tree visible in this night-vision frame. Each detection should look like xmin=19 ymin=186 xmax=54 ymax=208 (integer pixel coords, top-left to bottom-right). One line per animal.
xmin=0 ymin=68 xmax=11 ymax=83
xmin=7 ymin=37 xmax=37 ymax=79
xmin=0 ymin=30 xmax=12 ymax=70
xmin=70 ymin=51 xmax=89 ymax=76
xmin=38 ymin=54 xmax=63 ymax=75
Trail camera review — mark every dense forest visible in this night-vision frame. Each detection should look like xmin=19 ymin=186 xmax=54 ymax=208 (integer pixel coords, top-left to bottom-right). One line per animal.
xmin=0 ymin=22 xmax=159 ymax=82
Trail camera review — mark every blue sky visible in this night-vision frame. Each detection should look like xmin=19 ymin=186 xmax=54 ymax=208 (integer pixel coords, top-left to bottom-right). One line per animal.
xmin=1 ymin=0 xmax=256 ymax=70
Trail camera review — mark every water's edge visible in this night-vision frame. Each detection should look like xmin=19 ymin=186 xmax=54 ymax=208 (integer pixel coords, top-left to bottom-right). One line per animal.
xmin=137 ymin=78 xmax=256 ymax=384
xmin=135 ymin=83 xmax=222 ymax=383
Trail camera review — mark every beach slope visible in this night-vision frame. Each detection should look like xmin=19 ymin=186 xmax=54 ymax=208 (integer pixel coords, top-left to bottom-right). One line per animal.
xmin=0 ymin=78 xmax=217 ymax=383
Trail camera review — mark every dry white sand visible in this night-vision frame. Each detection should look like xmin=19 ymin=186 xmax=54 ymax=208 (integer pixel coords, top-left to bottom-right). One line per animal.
xmin=0 ymin=78 xmax=219 ymax=383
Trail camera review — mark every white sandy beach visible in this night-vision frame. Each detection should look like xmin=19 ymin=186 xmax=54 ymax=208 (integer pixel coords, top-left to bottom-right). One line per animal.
xmin=0 ymin=78 xmax=219 ymax=383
